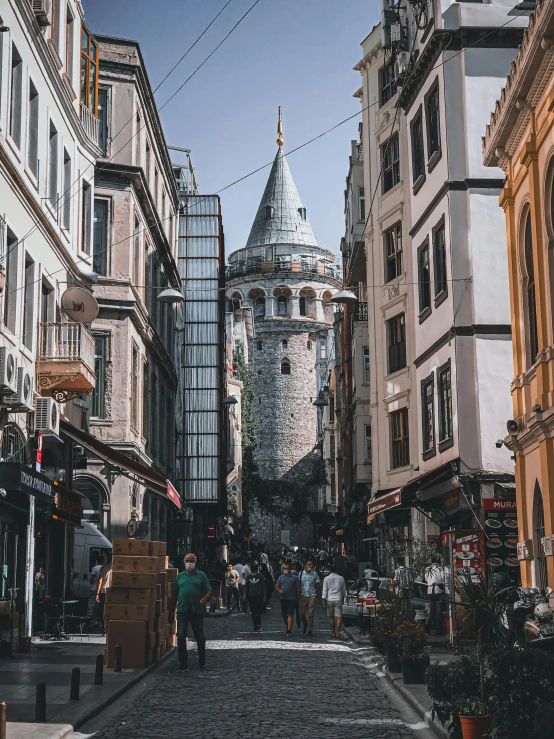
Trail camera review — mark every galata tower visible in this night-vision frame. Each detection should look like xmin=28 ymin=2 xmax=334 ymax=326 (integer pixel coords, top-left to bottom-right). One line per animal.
xmin=226 ymin=110 xmax=341 ymax=546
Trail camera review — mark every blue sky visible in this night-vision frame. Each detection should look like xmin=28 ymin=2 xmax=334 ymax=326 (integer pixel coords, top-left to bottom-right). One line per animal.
xmin=83 ymin=0 xmax=380 ymax=259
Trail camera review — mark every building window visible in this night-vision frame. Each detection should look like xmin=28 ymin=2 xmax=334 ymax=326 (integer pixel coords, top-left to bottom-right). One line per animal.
xmin=150 ymin=373 xmax=158 ymax=450
xmin=98 ymin=88 xmax=108 ymax=155
xmin=51 ymin=0 xmax=62 ymax=52
xmin=281 ymin=358 xmax=291 ymax=375
xmin=358 ymin=187 xmax=365 ymax=222
xmin=384 ymin=223 xmax=403 ymax=282
xmin=387 ymin=313 xmax=406 ymax=375
xmin=299 ymin=297 xmax=308 ymax=316
xmin=4 ymin=228 xmax=19 ymax=333
xmin=390 ymin=408 xmax=410 ymax=469
xmin=93 ymin=200 xmax=108 ymax=275
xmin=329 ymin=397 xmax=335 ymax=423
xmin=133 ymin=218 xmax=140 ymax=284
xmin=277 ymin=295 xmax=288 ymax=317
xmin=382 ymin=135 xmax=400 ymax=193
xmin=411 ymin=110 xmax=425 ymax=184
xmin=418 ymin=242 xmax=431 ymax=314
xmin=145 ymin=139 xmax=151 ymax=185
xmin=62 ymin=150 xmax=71 ymax=231
xmin=534 ymin=484 xmax=548 ymax=590
xmin=80 ymin=24 xmax=99 ymax=114
xmin=256 ymin=340 xmax=262 ymax=350
xmin=307 ymin=340 xmax=312 ymax=350
xmin=282 ymin=339 xmax=288 ymax=350
xmin=298 ymin=207 xmax=306 ymax=220
xmin=319 ymin=341 xmax=326 ymax=360
xmin=380 ymin=62 xmax=396 ymax=106
xmin=433 ymin=222 xmax=447 ymax=298
xmin=255 ymin=296 xmax=265 ymax=319
xmin=9 ymin=44 xmax=23 ymax=149
xmin=264 ymin=205 xmax=274 ymax=220
xmin=48 ymin=121 xmax=59 ymax=210
xmin=363 ymin=346 xmax=370 ymax=384
xmin=81 ymin=180 xmax=92 ymax=254
xmin=524 ymin=212 xmax=539 ymax=364
xmin=438 ymin=362 xmax=453 ymax=442
xmin=143 ymin=361 xmax=150 ymax=442
xmin=28 ymin=80 xmax=39 ymax=178
xmin=66 ymin=5 xmax=75 ymax=81
xmin=364 ymin=425 xmax=372 ymax=462
xmin=421 ymin=376 xmax=435 ymax=454
xmin=91 ymin=335 xmax=106 ymax=418
xmin=135 ymin=113 xmax=141 ymax=166
xmin=426 ymin=83 xmax=441 ymax=158
xmin=22 ymin=255 xmax=35 ymax=351
xmin=159 ymin=386 xmax=166 ymax=462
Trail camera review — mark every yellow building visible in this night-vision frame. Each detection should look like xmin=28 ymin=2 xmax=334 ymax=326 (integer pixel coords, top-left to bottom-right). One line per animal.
xmin=483 ymin=1 xmax=554 ymax=589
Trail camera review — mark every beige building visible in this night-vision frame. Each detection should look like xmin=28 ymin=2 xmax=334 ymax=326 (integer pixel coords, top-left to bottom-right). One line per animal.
xmin=74 ymin=36 xmax=182 ymax=541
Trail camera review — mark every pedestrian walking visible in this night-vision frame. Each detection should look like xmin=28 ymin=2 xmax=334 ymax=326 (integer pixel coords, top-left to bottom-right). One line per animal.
xmin=424 ymin=555 xmax=445 ymax=634
xmin=240 ymin=561 xmax=251 ymax=614
xmin=95 ymin=555 xmax=112 ymax=636
xmin=225 ymin=563 xmax=241 ymax=611
xmin=244 ymin=562 xmax=266 ymax=632
xmin=333 ymin=549 xmax=347 ymax=579
xmin=170 ymin=554 xmax=212 ymax=672
xmin=260 ymin=561 xmax=274 ymax=613
xmin=318 ymin=548 xmax=328 ymax=573
xmin=299 ymin=560 xmax=320 ymax=636
xmin=290 ymin=561 xmax=302 ymax=628
xmin=321 ymin=565 xmax=346 ymax=638
xmin=275 ymin=563 xmax=300 ymax=636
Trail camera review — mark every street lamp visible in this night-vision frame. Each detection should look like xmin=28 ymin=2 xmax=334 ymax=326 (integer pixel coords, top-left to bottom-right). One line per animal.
xmin=329 ymin=288 xmax=358 ymax=305
xmin=313 ymin=395 xmax=328 ymax=408
xmin=222 ymin=396 xmax=238 ymax=406
xmin=157 ymin=288 xmax=185 ymax=304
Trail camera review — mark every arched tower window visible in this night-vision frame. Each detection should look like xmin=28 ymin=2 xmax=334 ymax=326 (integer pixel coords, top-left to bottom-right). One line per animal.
xmin=534 ymin=482 xmax=547 ymax=589
xmin=255 ymin=297 xmax=266 ymax=319
xmin=256 ymin=340 xmax=263 ymax=350
xmin=282 ymin=339 xmax=288 ymax=350
xmin=298 ymin=207 xmax=306 ymax=220
xmin=264 ymin=205 xmax=274 ymax=220
xmin=307 ymin=340 xmax=312 ymax=350
xmin=277 ymin=296 xmax=288 ymax=317
xmin=299 ymin=297 xmax=308 ymax=316
xmin=281 ymin=358 xmax=291 ymax=375
xmin=524 ymin=212 xmax=539 ymax=364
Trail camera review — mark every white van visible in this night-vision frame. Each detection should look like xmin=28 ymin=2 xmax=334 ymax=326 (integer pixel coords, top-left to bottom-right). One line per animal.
xmin=73 ymin=521 xmax=112 ymax=607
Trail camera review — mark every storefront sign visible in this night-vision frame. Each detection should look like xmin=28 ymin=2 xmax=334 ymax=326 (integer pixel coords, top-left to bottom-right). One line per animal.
xmin=335 ymin=529 xmax=344 ymax=536
xmin=53 ymin=482 xmax=83 ymax=528
xmin=0 ymin=463 xmax=54 ymax=499
xmin=443 ymin=490 xmax=460 ymax=515
xmin=484 ymin=498 xmax=519 ymax=580
xmin=368 ymin=489 xmax=402 ymax=516
xmin=166 ymin=480 xmax=182 ymax=510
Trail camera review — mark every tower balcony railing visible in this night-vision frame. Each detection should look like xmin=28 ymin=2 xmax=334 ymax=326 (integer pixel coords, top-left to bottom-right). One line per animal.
xmin=226 ymin=258 xmax=341 ymax=282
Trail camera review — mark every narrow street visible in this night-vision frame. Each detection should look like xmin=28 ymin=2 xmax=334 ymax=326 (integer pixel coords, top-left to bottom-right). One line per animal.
xmin=87 ymin=606 xmax=418 ymax=739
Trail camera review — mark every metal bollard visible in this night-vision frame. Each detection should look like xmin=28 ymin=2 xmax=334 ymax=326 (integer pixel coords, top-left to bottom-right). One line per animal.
xmin=94 ymin=653 xmax=104 ymax=685
xmin=36 ymin=682 xmax=47 ymax=722
xmin=0 ymin=701 xmax=6 ymax=739
xmin=114 ymin=644 xmax=122 ymax=673
xmin=70 ymin=667 xmax=80 ymax=701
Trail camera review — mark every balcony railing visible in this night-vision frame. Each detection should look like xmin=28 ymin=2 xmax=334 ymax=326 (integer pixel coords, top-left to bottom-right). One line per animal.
xmin=39 ymin=322 xmax=95 ymax=374
xmin=226 ymin=259 xmax=341 ymax=282
xmin=353 ymin=303 xmax=368 ymax=322
xmin=80 ymin=103 xmax=100 ymax=146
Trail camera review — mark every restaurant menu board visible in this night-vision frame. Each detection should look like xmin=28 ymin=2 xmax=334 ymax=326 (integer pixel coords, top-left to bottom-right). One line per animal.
xmin=483 ymin=498 xmax=520 ymax=584
xmin=453 ymin=531 xmax=485 ymax=583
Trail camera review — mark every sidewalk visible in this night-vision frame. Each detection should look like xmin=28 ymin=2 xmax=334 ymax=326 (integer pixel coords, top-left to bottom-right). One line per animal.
xmin=344 ymin=626 xmax=456 ymax=737
xmin=0 ymin=635 xmax=173 ymax=735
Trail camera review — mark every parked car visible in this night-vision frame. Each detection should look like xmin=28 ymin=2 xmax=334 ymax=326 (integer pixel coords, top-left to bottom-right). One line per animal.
xmin=342 ymin=577 xmax=391 ymax=624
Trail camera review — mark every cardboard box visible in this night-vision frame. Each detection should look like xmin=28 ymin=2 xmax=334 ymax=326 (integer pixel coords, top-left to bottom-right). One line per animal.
xmin=103 ymin=603 xmax=156 ymax=622
xmin=155 ymin=600 xmax=162 ymax=619
xmin=165 ymin=568 xmax=178 ymax=582
xmin=156 ymin=571 xmax=168 ymax=592
xmin=156 ymin=584 xmax=162 ymax=601
xmin=110 ymin=572 xmax=158 ymax=589
xmin=112 ymin=539 xmax=150 ymax=556
xmin=170 ymin=619 xmax=177 ymax=635
xmin=166 ymin=583 xmax=173 ymax=596
xmin=105 ymin=588 xmax=156 ymax=606
xmin=113 ymin=555 xmax=160 ymax=573
xmin=106 ymin=620 xmax=148 ymax=669
xmin=148 ymin=541 xmax=167 ymax=557
xmin=156 ymin=556 xmax=169 ymax=571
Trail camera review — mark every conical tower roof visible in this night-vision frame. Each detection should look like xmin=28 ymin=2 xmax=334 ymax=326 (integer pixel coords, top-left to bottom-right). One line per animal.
xmin=246 ymin=146 xmax=318 ymax=249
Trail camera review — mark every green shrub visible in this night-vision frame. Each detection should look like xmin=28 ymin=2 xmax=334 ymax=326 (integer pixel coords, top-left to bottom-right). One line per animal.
xmin=426 ymin=654 xmax=481 ymax=738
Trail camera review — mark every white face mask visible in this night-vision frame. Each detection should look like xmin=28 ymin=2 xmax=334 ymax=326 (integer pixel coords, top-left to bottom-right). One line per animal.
xmin=306 ymin=567 xmax=312 ymax=572
xmin=184 ymin=562 xmax=196 ymax=572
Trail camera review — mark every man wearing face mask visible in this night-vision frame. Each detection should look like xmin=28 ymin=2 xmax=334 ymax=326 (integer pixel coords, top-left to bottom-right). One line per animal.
xmin=299 ymin=560 xmax=320 ymax=636
xmin=170 ymin=554 xmax=212 ymax=672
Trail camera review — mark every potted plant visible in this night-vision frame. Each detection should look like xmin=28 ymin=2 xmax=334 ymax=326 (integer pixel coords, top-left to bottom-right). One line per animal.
xmin=458 ymin=699 xmax=489 ymax=739
xmin=427 ymin=654 xmax=481 ymax=738
xmin=394 ymin=620 xmax=429 ymax=684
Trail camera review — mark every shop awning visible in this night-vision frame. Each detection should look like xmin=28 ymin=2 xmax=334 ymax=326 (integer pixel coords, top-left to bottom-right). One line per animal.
xmin=60 ymin=420 xmax=181 ymax=509
xmin=367 ymin=488 xmax=402 ymax=516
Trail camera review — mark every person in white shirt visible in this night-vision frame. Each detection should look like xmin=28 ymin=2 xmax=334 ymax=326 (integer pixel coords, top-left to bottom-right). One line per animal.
xmin=321 ymin=565 xmax=347 ymax=638
xmin=240 ymin=562 xmax=251 ymax=614
xmin=425 ymin=555 xmax=445 ymax=634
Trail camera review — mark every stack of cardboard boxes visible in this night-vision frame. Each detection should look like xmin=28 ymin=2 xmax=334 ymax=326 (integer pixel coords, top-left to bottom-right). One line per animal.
xmin=104 ymin=539 xmax=177 ymax=669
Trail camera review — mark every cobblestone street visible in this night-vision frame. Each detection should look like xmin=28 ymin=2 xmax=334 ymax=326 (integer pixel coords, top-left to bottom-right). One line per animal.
xmin=91 ymin=603 xmax=418 ymax=739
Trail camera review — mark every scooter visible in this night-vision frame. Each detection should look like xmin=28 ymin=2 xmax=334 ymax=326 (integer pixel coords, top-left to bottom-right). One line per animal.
xmin=525 ymin=590 xmax=554 ymax=651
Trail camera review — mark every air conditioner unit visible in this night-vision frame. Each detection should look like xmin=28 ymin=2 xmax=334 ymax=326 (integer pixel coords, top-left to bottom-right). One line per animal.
xmin=0 ymin=347 xmax=18 ymax=394
xmin=4 ymin=367 xmax=34 ymax=411
xmin=32 ymin=0 xmax=50 ymax=25
xmin=35 ymin=396 xmax=60 ymax=435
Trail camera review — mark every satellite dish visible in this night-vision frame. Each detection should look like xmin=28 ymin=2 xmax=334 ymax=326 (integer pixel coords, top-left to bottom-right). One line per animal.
xmin=61 ymin=287 xmax=99 ymax=322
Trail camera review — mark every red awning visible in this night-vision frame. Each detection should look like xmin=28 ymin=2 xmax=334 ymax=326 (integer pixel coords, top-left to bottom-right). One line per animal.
xmin=60 ymin=419 xmax=181 ymax=509
xmin=367 ymin=489 xmax=402 ymax=516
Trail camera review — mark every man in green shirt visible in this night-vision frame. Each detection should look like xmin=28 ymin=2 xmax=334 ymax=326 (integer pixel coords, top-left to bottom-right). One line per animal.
xmin=170 ymin=553 xmax=212 ymax=672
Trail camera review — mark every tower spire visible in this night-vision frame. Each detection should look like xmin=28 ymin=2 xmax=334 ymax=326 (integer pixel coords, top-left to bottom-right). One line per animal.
xmin=277 ymin=106 xmax=284 ymax=147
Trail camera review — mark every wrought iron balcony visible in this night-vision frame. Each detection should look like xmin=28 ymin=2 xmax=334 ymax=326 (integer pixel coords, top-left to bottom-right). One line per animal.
xmin=37 ymin=322 xmax=96 ymax=402
xmin=226 ymin=258 xmax=341 ymax=283
xmin=80 ymin=104 xmax=100 ymax=146
xmin=353 ymin=303 xmax=368 ymax=322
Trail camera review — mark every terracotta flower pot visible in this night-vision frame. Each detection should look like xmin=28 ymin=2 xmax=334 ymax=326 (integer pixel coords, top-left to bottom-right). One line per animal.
xmin=459 ymin=714 xmax=489 ymax=739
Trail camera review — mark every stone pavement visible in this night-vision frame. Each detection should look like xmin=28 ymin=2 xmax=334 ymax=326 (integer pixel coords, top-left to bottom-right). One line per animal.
xmin=90 ymin=602 xmax=420 ymax=739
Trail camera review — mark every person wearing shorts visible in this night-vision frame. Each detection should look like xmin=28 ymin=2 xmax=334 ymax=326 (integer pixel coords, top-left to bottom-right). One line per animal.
xmin=321 ymin=565 xmax=346 ymax=638
xmin=276 ymin=563 xmax=300 ymax=636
